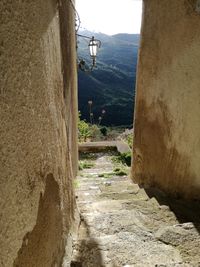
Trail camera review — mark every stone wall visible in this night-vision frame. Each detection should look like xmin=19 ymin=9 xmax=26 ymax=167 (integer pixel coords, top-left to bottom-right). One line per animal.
xmin=132 ymin=0 xmax=200 ymax=199
xmin=0 ymin=0 xmax=78 ymax=266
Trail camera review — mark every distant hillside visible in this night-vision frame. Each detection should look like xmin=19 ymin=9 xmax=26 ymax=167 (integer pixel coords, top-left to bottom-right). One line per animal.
xmin=77 ymin=30 xmax=140 ymax=126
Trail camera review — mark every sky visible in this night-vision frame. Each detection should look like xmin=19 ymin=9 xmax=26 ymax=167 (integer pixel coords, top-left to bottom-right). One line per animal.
xmin=76 ymin=0 xmax=142 ymax=35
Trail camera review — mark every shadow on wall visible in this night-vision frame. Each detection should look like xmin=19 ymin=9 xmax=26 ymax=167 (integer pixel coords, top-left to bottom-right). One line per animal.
xmin=133 ymin=98 xmax=200 ymax=233
xmin=13 ymin=174 xmax=64 ymax=267
xmin=143 ymin=186 xmax=200 ymax=234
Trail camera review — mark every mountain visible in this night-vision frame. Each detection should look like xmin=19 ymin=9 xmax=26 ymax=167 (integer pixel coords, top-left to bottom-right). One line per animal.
xmin=77 ymin=30 xmax=140 ymax=126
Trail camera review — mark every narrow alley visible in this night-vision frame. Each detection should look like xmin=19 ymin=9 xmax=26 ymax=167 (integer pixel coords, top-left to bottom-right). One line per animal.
xmin=1 ymin=1 xmax=200 ymax=266
xmin=72 ymin=152 xmax=200 ymax=267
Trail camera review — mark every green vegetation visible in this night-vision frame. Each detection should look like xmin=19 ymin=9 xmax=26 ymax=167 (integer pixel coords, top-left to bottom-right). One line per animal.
xmin=78 ymin=112 xmax=91 ymax=142
xmin=78 ymin=111 xmax=102 ymax=142
xmin=100 ymin=126 xmax=108 ymax=136
xmin=119 ymin=152 xmax=132 ymax=166
xmin=113 ymin=167 xmax=128 ymax=176
xmin=98 ymin=155 xmax=130 ymax=178
xmin=79 ymin=160 xmax=94 ymax=170
xmin=79 ymin=152 xmax=98 ymax=160
xmin=78 ymin=111 xmax=109 ymax=142
xmin=126 ymin=134 xmax=133 ymax=149
xmin=98 ymin=172 xmax=115 ymax=178
xmin=98 ymin=166 xmax=128 ymax=178
xmin=112 ymin=152 xmax=132 ymax=167
xmin=89 ymin=124 xmax=102 ymax=141
xmin=78 ymin=108 xmax=134 ymax=143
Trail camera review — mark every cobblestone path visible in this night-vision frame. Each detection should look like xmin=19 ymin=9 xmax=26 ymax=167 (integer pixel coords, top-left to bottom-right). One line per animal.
xmin=71 ymin=153 xmax=200 ymax=267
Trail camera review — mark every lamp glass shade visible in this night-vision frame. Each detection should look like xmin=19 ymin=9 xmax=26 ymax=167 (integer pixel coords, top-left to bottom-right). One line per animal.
xmin=89 ymin=39 xmax=98 ymax=57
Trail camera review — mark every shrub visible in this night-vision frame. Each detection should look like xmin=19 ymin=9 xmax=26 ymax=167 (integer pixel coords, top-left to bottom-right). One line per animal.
xmin=78 ymin=112 xmax=91 ymax=142
xmin=100 ymin=126 xmax=108 ymax=136
xmin=119 ymin=152 xmax=132 ymax=166
xmin=90 ymin=124 xmax=102 ymax=141
xmin=111 ymin=152 xmax=132 ymax=167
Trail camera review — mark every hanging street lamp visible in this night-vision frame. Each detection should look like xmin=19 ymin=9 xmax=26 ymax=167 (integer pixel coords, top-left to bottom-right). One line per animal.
xmin=76 ymin=34 xmax=101 ymax=72
xmin=88 ymin=36 xmax=101 ymax=69
xmin=69 ymin=0 xmax=101 ymax=72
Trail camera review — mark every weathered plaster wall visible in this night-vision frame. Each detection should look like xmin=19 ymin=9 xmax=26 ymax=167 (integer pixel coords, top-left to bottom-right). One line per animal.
xmin=132 ymin=0 xmax=200 ymax=199
xmin=0 ymin=0 xmax=78 ymax=266
xmin=59 ymin=0 xmax=78 ymax=175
